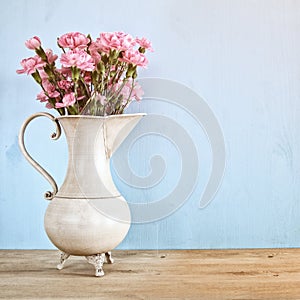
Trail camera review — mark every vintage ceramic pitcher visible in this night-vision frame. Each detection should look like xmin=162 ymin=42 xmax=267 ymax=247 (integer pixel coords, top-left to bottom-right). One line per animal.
xmin=19 ymin=112 xmax=145 ymax=276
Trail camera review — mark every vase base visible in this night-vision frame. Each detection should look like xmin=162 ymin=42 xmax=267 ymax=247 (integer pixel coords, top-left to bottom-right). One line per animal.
xmin=56 ymin=250 xmax=114 ymax=277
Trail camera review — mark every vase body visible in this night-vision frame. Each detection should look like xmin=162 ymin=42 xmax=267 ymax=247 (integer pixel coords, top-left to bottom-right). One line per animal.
xmin=20 ymin=113 xmax=145 ymax=257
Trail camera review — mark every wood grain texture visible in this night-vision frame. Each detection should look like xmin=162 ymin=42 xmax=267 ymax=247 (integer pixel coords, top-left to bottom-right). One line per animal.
xmin=1 ymin=249 xmax=300 ymax=299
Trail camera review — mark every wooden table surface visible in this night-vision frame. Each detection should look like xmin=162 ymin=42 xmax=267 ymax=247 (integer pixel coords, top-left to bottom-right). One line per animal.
xmin=0 ymin=249 xmax=300 ymax=299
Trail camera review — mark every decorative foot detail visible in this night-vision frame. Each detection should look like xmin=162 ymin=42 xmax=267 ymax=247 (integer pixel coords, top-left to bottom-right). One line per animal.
xmin=57 ymin=251 xmax=70 ymax=270
xmin=105 ymin=251 xmax=114 ymax=264
xmin=85 ymin=253 xmax=105 ymax=277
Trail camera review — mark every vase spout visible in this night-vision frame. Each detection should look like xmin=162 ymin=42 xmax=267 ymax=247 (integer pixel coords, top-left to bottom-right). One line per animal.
xmin=104 ymin=113 xmax=146 ymax=157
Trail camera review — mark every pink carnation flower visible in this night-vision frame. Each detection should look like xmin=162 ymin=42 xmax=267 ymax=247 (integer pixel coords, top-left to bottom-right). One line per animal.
xmin=96 ymin=31 xmax=136 ymax=53
xmin=37 ymin=91 xmax=53 ymax=109
xmin=16 ymin=56 xmax=45 ymax=75
xmin=57 ymin=80 xmax=72 ymax=91
xmin=120 ymin=49 xmax=148 ymax=67
xmin=132 ymin=81 xmax=144 ymax=101
xmin=58 ymin=67 xmax=72 ymax=78
xmin=17 ymin=31 xmax=152 ymax=114
xmin=25 ymin=36 xmax=41 ymax=50
xmin=123 ymin=80 xmax=144 ymax=101
xmin=83 ymin=72 xmax=92 ymax=83
xmin=45 ymin=49 xmax=58 ymax=64
xmin=88 ymin=42 xmax=102 ymax=63
xmin=111 ymin=79 xmax=143 ymax=104
xmin=46 ymin=103 xmax=54 ymax=109
xmin=55 ymin=92 xmax=76 ymax=108
xmin=42 ymin=80 xmax=60 ymax=98
xmin=115 ymin=31 xmax=136 ymax=49
xmin=38 ymin=68 xmax=49 ymax=80
xmin=58 ymin=32 xmax=90 ymax=50
xmin=119 ymin=84 xmax=132 ymax=104
xmin=136 ymin=37 xmax=154 ymax=52
xmin=60 ymin=50 xmax=95 ymax=71
xmin=36 ymin=91 xmax=48 ymax=102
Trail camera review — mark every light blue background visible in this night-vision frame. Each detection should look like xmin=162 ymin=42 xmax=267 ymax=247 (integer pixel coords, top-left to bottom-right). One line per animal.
xmin=1 ymin=0 xmax=300 ymax=249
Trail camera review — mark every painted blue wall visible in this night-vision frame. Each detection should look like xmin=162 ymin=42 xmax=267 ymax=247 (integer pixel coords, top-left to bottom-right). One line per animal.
xmin=1 ymin=0 xmax=300 ymax=249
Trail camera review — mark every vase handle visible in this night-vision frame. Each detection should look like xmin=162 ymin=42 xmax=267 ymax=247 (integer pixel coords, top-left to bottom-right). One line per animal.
xmin=18 ymin=112 xmax=62 ymax=200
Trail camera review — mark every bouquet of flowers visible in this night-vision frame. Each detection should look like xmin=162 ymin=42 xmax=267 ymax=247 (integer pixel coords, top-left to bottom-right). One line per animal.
xmin=17 ymin=31 xmax=153 ymax=116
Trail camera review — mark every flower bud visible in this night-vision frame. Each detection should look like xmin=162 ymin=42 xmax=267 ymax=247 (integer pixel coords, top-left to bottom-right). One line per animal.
xmin=31 ymin=70 xmax=42 ymax=84
xmin=25 ymin=36 xmax=41 ymax=50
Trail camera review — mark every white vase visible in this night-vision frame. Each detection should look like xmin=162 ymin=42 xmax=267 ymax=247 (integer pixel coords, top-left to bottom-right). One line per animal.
xmin=19 ymin=113 xmax=145 ymax=276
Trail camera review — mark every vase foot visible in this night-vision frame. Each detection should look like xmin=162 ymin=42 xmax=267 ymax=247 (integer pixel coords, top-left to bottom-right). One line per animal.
xmin=57 ymin=251 xmax=70 ymax=270
xmin=85 ymin=253 xmax=105 ymax=277
xmin=56 ymin=251 xmax=113 ymax=277
xmin=105 ymin=251 xmax=114 ymax=264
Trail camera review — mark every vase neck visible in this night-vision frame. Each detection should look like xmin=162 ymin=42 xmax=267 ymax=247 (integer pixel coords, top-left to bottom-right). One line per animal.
xmin=55 ymin=115 xmax=145 ymax=199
